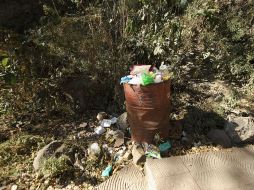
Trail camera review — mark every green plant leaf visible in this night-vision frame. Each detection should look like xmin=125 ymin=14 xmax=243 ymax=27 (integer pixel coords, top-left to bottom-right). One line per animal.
xmin=1 ymin=58 xmax=9 ymax=67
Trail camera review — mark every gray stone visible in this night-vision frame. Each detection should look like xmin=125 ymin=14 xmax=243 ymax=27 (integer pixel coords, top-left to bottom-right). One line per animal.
xmin=117 ymin=112 xmax=129 ymax=131
xmin=113 ymin=130 xmax=125 ymax=148
xmin=33 ymin=141 xmax=63 ymax=171
xmin=224 ymin=116 xmax=254 ymax=144
xmin=132 ymin=144 xmax=146 ymax=165
xmin=207 ymin=129 xmax=232 ymax=148
xmin=79 ymin=122 xmax=88 ymax=128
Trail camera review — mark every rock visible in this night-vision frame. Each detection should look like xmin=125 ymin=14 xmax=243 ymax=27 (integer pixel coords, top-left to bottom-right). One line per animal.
xmin=54 ymin=144 xmax=66 ymax=156
xmin=11 ymin=184 xmax=18 ymax=190
xmin=33 ymin=141 xmax=63 ymax=171
xmin=117 ymin=112 xmax=129 ymax=131
xmin=224 ymin=116 xmax=254 ymax=144
xmin=64 ymin=123 xmax=71 ymax=127
xmin=97 ymin=112 xmax=108 ymax=121
xmin=132 ymin=144 xmax=146 ymax=165
xmin=207 ymin=129 xmax=232 ymax=148
xmin=113 ymin=130 xmax=125 ymax=148
xmin=79 ymin=122 xmax=87 ymax=128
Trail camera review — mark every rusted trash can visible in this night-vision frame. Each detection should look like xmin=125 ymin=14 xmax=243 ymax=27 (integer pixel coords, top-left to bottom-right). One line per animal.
xmin=124 ymin=80 xmax=171 ymax=143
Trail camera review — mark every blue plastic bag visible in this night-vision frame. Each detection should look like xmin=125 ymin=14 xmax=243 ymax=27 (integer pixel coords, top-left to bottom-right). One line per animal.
xmin=102 ymin=165 xmax=113 ymax=177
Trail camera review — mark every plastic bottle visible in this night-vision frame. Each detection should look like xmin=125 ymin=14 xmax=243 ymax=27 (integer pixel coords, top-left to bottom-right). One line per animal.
xmin=159 ymin=63 xmax=171 ymax=81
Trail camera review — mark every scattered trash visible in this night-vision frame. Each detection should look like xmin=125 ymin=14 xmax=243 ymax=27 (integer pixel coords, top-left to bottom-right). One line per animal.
xmin=114 ymin=148 xmax=126 ymax=161
xmin=89 ymin=143 xmax=101 ymax=156
xmin=143 ymin=143 xmax=161 ymax=159
xmin=159 ymin=141 xmax=171 ymax=155
xmin=159 ymin=141 xmax=171 ymax=152
xmin=97 ymin=112 xmax=108 ymax=121
xmin=110 ymin=117 xmax=117 ymax=124
xmin=101 ymin=119 xmax=112 ymax=128
xmin=101 ymin=165 xmax=113 ymax=177
xmin=94 ymin=126 xmax=106 ymax=135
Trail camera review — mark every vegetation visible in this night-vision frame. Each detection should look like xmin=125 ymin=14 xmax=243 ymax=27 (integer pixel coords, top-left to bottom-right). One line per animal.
xmin=1 ymin=0 xmax=253 ymax=120
xmin=41 ymin=156 xmax=73 ymax=177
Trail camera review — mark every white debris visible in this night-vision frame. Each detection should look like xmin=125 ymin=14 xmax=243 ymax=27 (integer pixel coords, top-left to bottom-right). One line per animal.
xmin=94 ymin=126 xmax=106 ymax=135
xmin=101 ymin=119 xmax=112 ymax=128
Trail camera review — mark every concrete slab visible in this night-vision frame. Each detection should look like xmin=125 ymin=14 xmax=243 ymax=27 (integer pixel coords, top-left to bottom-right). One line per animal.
xmin=145 ymin=157 xmax=189 ymax=178
xmin=146 ymin=172 xmax=200 ymax=190
xmin=145 ymin=145 xmax=254 ymax=190
xmin=191 ymin=168 xmax=254 ymax=190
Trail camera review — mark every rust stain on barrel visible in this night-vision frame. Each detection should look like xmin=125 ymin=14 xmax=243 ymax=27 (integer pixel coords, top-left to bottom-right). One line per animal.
xmin=124 ymin=81 xmax=171 ymax=143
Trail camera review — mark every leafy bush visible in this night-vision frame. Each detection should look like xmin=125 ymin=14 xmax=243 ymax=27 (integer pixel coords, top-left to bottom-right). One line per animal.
xmin=0 ymin=0 xmax=253 ymax=121
xmin=41 ymin=155 xmax=73 ymax=177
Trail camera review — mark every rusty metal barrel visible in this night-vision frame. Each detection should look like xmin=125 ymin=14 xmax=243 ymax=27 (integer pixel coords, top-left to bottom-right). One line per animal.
xmin=123 ymin=80 xmax=171 ymax=143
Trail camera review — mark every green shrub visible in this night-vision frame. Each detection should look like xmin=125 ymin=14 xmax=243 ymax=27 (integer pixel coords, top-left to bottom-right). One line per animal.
xmin=41 ymin=155 xmax=73 ymax=177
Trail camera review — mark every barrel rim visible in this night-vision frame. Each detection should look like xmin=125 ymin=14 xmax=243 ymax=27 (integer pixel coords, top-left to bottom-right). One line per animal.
xmin=123 ymin=80 xmax=170 ymax=88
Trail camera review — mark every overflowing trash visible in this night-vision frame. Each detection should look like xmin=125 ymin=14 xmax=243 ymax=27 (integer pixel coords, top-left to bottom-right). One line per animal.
xmin=120 ymin=64 xmax=172 ymax=86
xmin=74 ymin=62 xmax=173 ymax=179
